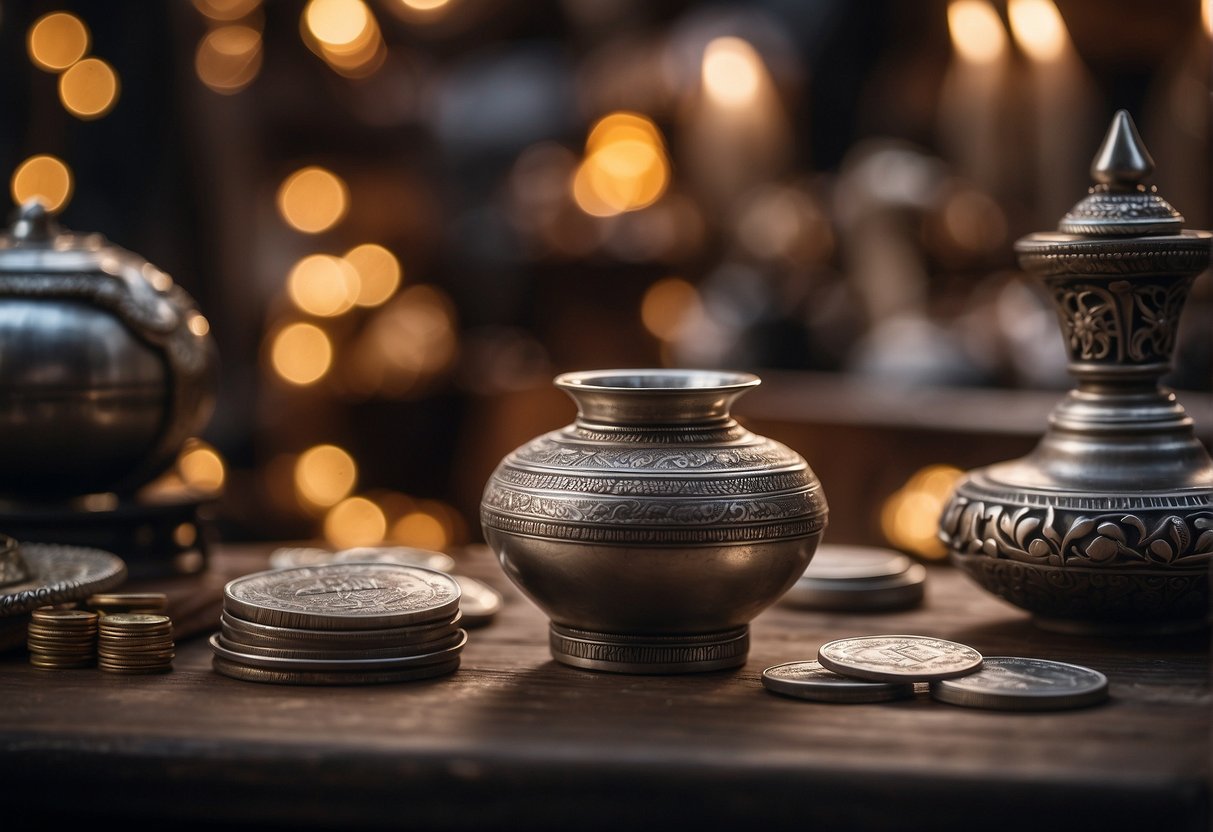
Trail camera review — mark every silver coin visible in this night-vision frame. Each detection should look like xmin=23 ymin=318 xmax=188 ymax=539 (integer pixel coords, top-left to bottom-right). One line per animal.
xmin=267 ymin=547 xmax=335 ymax=569
xmin=783 ymin=563 xmax=927 ymax=612
xmin=929 ymin=656 xmax=1110 ymax=711
xmin=218 ymin=610 xmax=462 ymax=648
xmin=453 ymin=574 xmax=502 ymax=628
xmin=762 ymin=660 xmax=917 ymax=703
xmin=818 ymin=634 xmax=983 ymax=682
xmin=334 ymin=546 xmax=457 ymax=573
xmin=224 ymin=563 xmax=461 ymax=630
xmin=217 ymin=628 xmax=465 ymax=662
xmin=211 ymin=654 xmax=460 ymax=686
xmin=209 ymin=629 xmax=467 ymax=672
xmin=801 ymin=545 xmax=913 ymax=581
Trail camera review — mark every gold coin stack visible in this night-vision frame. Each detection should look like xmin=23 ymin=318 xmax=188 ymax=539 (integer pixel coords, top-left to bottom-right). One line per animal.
xmin=86 ymin=592 xmax=169 ymax=617
xmin=26 ymin=608 xmax=98 ymax=670
xmin=98 ymin=613 xmax=175 ymax=675
xmin=211 ymin=563 xmax=467 ymax=686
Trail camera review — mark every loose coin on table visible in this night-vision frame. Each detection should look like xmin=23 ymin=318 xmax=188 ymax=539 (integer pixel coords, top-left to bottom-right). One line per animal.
xmin=782 ymin=544 xmax=925 ymax=612
xmin=762 ymin=660 xmax=916 ymax=703
xmin=929 ymin=656 xmax=1109 ymax=711
xmin=817 ymin=634 xmax=982 ymax=682
xmin=452 ymin=574 xmax=502 ymax=628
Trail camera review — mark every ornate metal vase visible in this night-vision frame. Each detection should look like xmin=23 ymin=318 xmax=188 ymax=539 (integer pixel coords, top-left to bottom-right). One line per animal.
xmin=480 ymin=369 xmax=828 ymax=673
xmin=939 ymin=111 xmax=1213 ymax=634
xmin=0 ymin=201 xmax=218 ymax=500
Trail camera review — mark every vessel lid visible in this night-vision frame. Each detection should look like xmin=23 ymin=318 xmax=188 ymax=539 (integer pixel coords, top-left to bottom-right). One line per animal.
xmin=1056 ymin=109 xmax=1184 ymax=236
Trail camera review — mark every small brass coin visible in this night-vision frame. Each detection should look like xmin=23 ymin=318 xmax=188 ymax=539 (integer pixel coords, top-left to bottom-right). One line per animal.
xmin=817 ymin=634 xmax=983 ymax=682
xmin=762 ymin=660 xmax=917 ymax=703
xmin=929 ymin=657 xmax=1110 ymax=711
xmin=99 ymin=613 xmax=172 ymax=629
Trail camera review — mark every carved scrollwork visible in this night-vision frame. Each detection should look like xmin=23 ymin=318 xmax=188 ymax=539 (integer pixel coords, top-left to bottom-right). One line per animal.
xmin=1048 ymin=275 xmax=1194 ymax=364
xmin=939 ymin=494 xmax=1213 ymax=570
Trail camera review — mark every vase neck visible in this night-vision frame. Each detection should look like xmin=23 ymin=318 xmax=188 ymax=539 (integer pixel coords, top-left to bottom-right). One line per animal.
xmin=554 ymin=370 xmax=760 ymax=428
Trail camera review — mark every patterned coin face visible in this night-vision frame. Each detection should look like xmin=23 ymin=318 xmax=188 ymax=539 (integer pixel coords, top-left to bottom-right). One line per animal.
xmin=762 ymin=660 xmax=917 ymax=703
xmin=929 ymin=657 xmax=1109 ymax=710
xmin=224 ymin=563 xmax=461 ymax=630
xmin=817 ymin=634 xmax=983 ymax=682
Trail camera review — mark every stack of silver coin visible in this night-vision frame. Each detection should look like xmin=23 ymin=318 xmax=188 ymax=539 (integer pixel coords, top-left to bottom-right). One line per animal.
xmin=762 ymin=634 xmax=1109 ymax=710
xmin=781 ymin=545 xmax=926 ymax=612
xmin=210 ymin=561 xmax=467 ymax=686
xmin=26 ymin=607 xmax=99 ymax=670
xmin=98 ymin=612 xmax=175 ymax=674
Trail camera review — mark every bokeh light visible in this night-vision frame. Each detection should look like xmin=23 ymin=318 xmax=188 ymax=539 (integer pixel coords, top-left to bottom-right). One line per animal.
xmin=10 ymin=155 xmax=73 ymax=214
xmin=193 ymin=0 xmax=262 ymax=21
xmin=948 ymin=0 xmax=1008 ymax=64
xmin=195 ymin=25 xmax=263 ymax=94
xmin=58 ymin=57 xmax=120 ymax=120
xmin=344 ymin=244 xmax=402 ymax=307
xmin=701 ymin=37 xmax=762 ymax=107
xmin=1008 ymin=0 xmax=1068 ymax=62
xmin=391 ymin=510 xmax=448 ymax=550
xmin=640 ymin=277 xmax=702 ymax=342
xmin=269 ymin=322 xmax=333 ymax=385
xmin=294 ymin=444 xmax=357 ymax=508
xmin=572 ymin=111 xmax=670 ymax=217
xmin=177 ymin=438 xmax=227 ymax=493
xmin=324 ymin=496 xmax=387 ymax=549
xmin=27 ymin=12 xmax=89 ymax=72
xmin=880 ymin=464 xmax=965 ymax=560
xmin=277 ymin=166 xmax=349 ymax=234
xmin=286 ymin=254 xmax=361 ymax=317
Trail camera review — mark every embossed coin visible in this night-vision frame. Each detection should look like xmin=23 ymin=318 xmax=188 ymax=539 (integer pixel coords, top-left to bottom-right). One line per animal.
xmin=762 ymin=660 xmax=917 ymax=703
xmin=218 ymin=611 xmax=462 ymax=649
xmin=209 ymin=629 xmax=467 ymax=672
xmin=929 ymin=657 xmax=1109 ymax=710
xmin=817 ymin=634 xmax=983 ymax=682
xmin=452 ymin=575 xmax=501 ymax=628
xmin=217 ymin=629 xmax=465 ymax=662
xmin=224 ymin=563 xmax=460 ymax=630
xmin=211 ymin=655 xmax=460 ymax=686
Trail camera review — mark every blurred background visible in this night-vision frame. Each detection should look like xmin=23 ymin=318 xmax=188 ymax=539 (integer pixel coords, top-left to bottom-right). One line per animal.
xmin=1 ymin=0 xmax=1210 ymax=564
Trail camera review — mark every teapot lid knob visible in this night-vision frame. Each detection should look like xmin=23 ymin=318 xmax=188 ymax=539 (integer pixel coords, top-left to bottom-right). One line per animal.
xmin=9 ymin=200 xmax=61 ymax=243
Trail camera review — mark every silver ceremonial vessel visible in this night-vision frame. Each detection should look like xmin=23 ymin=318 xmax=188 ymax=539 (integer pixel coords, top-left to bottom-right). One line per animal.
xmin=938 ymin=111 xmax=1213 ymax=634
xmin=0 ymin=201 xmax=218 ymax=500
xmin=480 ymin=368 xmax=828 ymax=673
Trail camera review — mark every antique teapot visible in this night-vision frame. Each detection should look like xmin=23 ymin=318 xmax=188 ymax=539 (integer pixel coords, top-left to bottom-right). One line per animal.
xmin=0 ymin=201 xmax=218 ymax=500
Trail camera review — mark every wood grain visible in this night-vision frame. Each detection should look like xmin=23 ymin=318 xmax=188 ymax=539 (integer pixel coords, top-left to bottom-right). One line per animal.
xmin=0 ymin=542 xmax=1207 ymax=831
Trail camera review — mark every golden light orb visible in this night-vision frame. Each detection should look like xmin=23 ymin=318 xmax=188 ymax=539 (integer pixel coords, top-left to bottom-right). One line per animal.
xmin=11 ymin=155 xmax=73 ymax=214
xmin=270 ymin=322 xmax=333 ymax=386
xmin=294 ymin=444 xmax=358 ymax=508
xmin=277 ymin=166 xmax=349 ymax=234
xmin=58 ymin=57 xmax=120 ymax=120
xmin=344 ymin=243 xmax=401 ymax=307
xmin=324 ymin=496 xmax=387 ymax=549
xmin=27 ymin=12 xmax=89 ymax=72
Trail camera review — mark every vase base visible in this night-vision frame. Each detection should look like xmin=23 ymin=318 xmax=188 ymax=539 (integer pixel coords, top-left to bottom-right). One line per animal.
xmin=1031 ymin=614 xmax=1212 ymax=637
xmin=549 ymin=623 xmax=749 ymax=674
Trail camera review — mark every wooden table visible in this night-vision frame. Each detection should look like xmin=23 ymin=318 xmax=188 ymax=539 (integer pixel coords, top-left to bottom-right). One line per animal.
xmin=0 ymin=542 xmax=1208 ymax=832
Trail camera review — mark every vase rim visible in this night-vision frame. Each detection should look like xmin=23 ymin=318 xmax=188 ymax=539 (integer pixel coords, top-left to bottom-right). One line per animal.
xmin=554 ymin=368 xmax=761 ymax=394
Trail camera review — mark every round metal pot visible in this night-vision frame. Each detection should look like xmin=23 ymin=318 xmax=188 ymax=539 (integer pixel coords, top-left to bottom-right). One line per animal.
xmin=480 ymin=368 xmax=828 ymax=673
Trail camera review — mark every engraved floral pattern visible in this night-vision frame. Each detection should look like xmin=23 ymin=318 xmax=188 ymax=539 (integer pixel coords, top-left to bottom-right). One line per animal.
xmin=1048 ymin=275 xmax=1195 ymax=364
xmin=940 ymin=495 xmax=1213 ymax=569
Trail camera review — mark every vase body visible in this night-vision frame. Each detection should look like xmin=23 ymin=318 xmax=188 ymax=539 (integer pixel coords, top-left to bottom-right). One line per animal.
xmin=480 ymin=369 xmax=828 ymax=673
xmin=938 ymin=112 xmax=1213 ymax=634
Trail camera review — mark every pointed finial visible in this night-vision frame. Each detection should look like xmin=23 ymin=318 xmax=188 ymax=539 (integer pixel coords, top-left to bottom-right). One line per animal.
xmin=8 ymin=199 xmax=59 ymax=243
xmin=1091 ymin=110 xmax=1154 ymax=188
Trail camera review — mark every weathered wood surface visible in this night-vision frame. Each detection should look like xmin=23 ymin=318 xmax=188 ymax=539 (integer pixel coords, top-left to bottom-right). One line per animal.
xmin=0 ymin=542 xmax=1207 ymax=831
